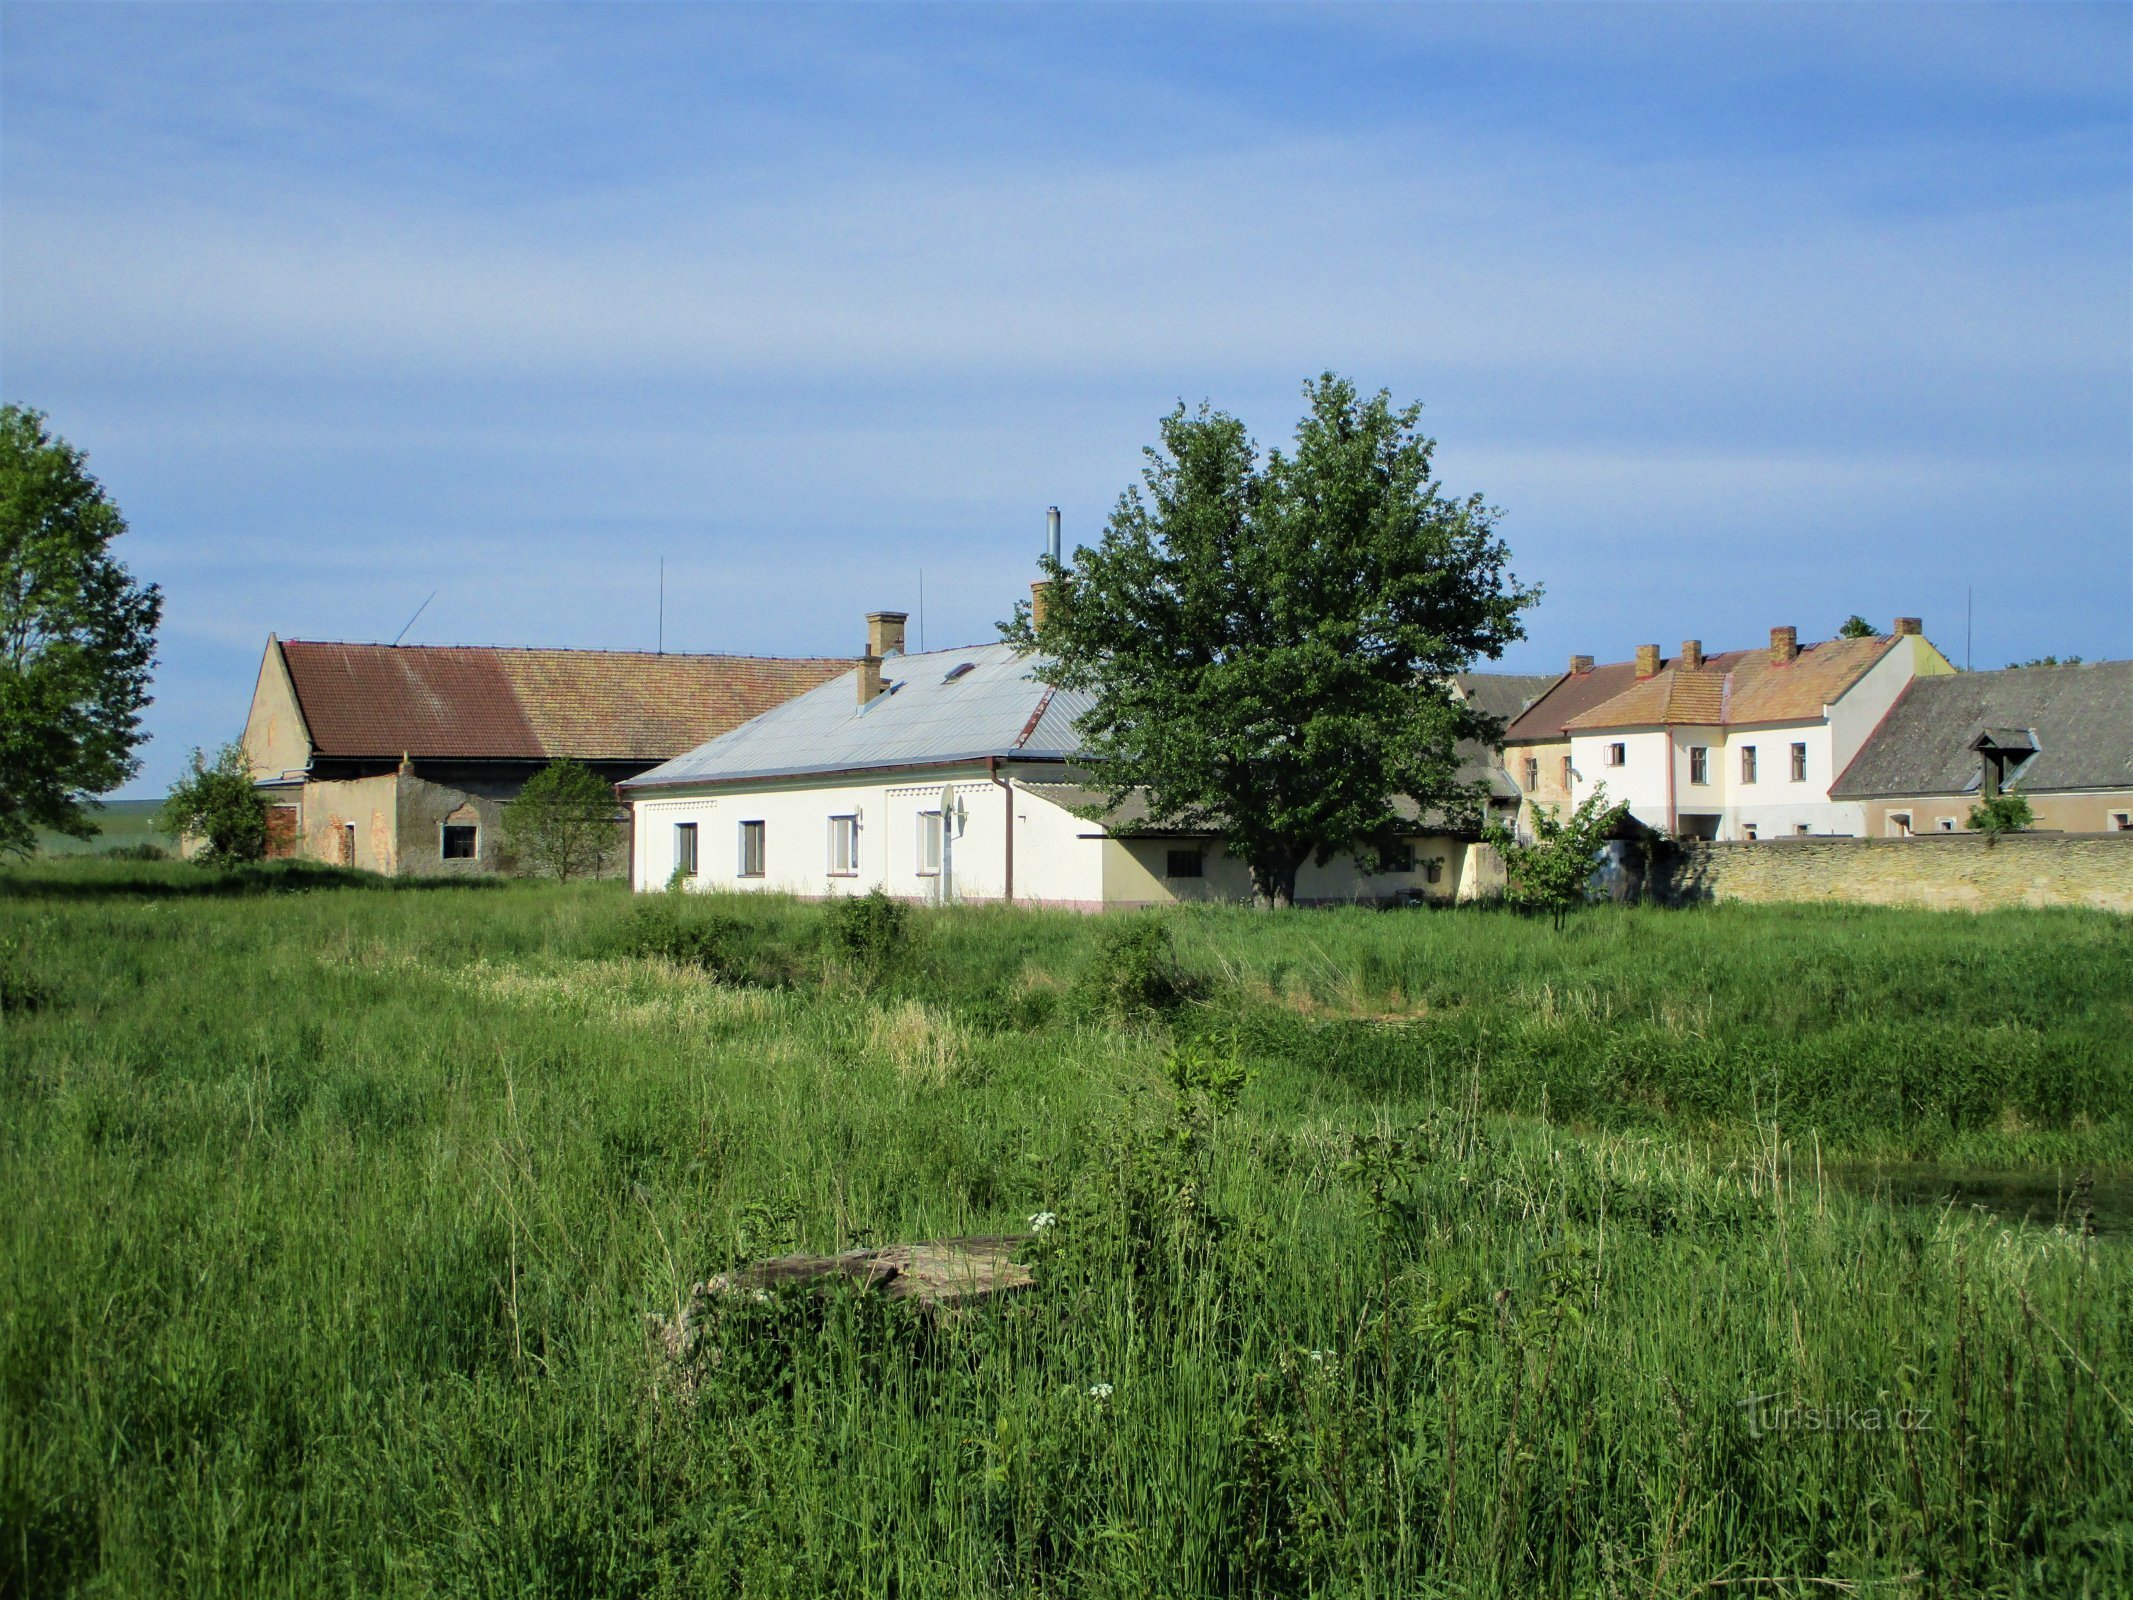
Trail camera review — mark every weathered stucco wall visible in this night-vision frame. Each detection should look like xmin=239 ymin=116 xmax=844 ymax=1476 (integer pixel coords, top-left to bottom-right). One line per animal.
xmin=1655 ymin=833 xmax=2133 ymax=913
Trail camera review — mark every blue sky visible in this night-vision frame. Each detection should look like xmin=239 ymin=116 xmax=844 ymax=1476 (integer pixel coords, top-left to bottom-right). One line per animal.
xmin=3 ymin=2 xmax=2127 ymax=797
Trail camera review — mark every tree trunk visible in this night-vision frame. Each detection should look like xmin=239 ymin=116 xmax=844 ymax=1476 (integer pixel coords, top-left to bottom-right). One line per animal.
xmin=1251 ymin=848 xmax=1302 ymax=909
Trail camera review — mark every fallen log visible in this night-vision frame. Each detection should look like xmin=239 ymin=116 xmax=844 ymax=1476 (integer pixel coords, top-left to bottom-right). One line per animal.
xmin=649 ymin=1235 xmax=1034 ymax=1384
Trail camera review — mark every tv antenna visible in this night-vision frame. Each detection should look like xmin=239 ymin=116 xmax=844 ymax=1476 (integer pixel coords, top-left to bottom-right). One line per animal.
xmin=391 ymin=591 xmax=436 ymax=647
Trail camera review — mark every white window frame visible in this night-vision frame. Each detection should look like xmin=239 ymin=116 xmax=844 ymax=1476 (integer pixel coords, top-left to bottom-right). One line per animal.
xmin=828 ymin=814 xmax=860 ymax=877
xmin=1936 ymin=817 xmax=1957 ymax=833
xmin=673 ymin=821 xmax=698 ymax=877
xmin=1688 ymin=746 xmax=1710 ymax=786
xmin=1605 ymin=742 xmax=1626 ymax=767
xmin=738 ymin=820 xmax=766 ymax=877
xmin=916 ymin=810 xmax=942 ymax=876
xmin=1790 ymin=742 xmax=1808 ymax=783
xmin=1888 ymin=812 xmax=1913 ymax=838
xmin=1741 ymin=821 xmax=1760 ymax=841
xmin=1740 ymin=745 xmax=1757 ymax=784
xmin=2111 ymin=812 xmax=2131 ymax=832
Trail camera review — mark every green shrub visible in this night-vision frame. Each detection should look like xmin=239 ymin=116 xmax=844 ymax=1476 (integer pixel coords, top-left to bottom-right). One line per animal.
xmin=1072 ymin=916 xmax=1198 ymax=1020
xmin=614 ymin=899 xmax=789 ymax=985
xmin=822 ymin=889 xmax=912 ymax=988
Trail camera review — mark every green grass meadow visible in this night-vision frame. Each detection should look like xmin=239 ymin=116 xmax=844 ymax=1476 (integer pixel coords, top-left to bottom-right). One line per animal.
xmin=27 ymin=799 xmax=172 ymax=859
xmin=2 ymin=862 xmax=2128 ymax=1595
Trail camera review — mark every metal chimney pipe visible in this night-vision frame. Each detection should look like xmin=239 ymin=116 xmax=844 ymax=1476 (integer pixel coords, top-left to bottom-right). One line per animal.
xmin=1046 ymin=507 xmax=1061 ymax=567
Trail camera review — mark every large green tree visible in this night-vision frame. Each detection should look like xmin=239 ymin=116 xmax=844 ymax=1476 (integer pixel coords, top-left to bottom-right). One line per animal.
xmin=1004 ymin=374 xmax=1536 ymax=906
xmin=0 ymin=406 xmax=162 ymax=856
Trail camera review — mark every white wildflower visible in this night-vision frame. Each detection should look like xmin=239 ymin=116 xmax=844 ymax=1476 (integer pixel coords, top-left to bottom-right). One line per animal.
xmin=1029 ymin=1211 xmax=1058 ymax=1232
xmin=1087 ymin=1382 xmax=1113 ymax=1400
xmin=1308 ymin=1349 xmax=1332 ymax=1364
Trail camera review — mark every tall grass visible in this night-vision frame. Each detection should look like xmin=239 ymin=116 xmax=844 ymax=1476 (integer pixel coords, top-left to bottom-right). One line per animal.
xmin=2 ymin=862 xmax=2127 ymax=1595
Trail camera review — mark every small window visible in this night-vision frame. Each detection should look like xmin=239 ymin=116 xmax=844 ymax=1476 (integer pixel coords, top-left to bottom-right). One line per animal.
xmin=1165 ymin=848 xmax=1204 ymax=879
xmin=1740 ymin=746 xmax=1757 ymax=784
xmin=2112 ymin=812 xmax=2131 ymax=832
xmin=916 ymin=810 xmax=942 ymax=875
xmin=1605 ymin=743 xmax=1626 ymax=767
xmin=1888 ymin=812 xmax=1912 ymax=838
xmin=1522 ymin=757 xmax=1539 ymax=791
xmin=1793 ymin=824 xmax=1811 ymax=837
xmin=1381 ymin=842 xmax=1415 ymax=874
xmin=828 ymin=814 xmax=860 ymax=876
xmin=1560 ymin=754 xmax=1573 ymax=786
xmin=1790 ymin=742 xmax=1808 ymax=783
xmin=1742 ymin=822 xmax=1759 ymax=841
xmin=1936 ymin=817 xmax=1956 ymax=833
xmin=1689 ymin=747 xmax=1709 ymax=785
xmin=738 ymin=820 xmax=765 ymax=877
xmin=441 ymin=823 xmax=478 ymax=860
xmin=673 ymin=822 xmax=698 ymax=877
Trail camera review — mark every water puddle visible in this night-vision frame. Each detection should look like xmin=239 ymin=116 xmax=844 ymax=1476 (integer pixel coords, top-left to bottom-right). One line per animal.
xmin=1827 ymin=1165 xmax=2132 ymax=1242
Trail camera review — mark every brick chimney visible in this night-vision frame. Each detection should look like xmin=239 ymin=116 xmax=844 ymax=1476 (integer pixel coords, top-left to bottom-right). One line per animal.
xmin=1680 ymin=639 xmax=1704 ymax=672
xmin=1569 ymin=653 xmax=1593 ymax=675
xmin=1030 ymin=580 xmax=1054 ymax=631
xmin=857 ymin=653 xmax=885 ymax=706
xmin=867 ymin=610 xmax=908 ymax=657
xmin=1892 ymin=616 xmax=1922 ymax=637
xmin=1770 ymin=625 xmax=1798 ymax=665
xmin=1635 ymin=643 xmax=1661 ymax=679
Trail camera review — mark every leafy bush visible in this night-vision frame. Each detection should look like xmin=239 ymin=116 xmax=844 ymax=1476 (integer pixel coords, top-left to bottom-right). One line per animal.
xmin=157 ymin=743 xmax=268 ymax=864
xmin=1072 ymin=916 xmax=1198 ymax=1020
xmin=1968 ymin=793 xmax=2033 ymax=836
xmin=821 ymin=889 xmax=912 ymax=989
xmin=615 ymin=900 xmax=794 ymax=986
xmin=503 ymin=760 xmax=617 ymax=881
xmin=97 ymin=843 xmax=167 ymax=861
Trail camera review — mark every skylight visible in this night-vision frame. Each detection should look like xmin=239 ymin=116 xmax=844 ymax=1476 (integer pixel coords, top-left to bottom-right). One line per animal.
xmin=943 ymin=662 xmax=976 ymax=682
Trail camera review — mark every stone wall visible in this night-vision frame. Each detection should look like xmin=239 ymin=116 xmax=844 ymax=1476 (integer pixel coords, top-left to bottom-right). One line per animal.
xmin=1653 ymin=832 xmax=2133 ymax=913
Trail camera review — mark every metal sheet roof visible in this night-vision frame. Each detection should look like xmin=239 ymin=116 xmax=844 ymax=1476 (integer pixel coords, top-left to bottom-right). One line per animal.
xmin=624 ymin=642 xmax=1093 ymax=788
xmin=1832 ymin=661 xmax=2133 ymax=799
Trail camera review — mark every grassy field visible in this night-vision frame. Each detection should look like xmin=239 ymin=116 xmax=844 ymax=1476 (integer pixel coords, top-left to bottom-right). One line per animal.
xmin=27 ymin=798 xmax=172 ymax=859
xmin=2 ymin=861 xmax=2128 ymax=1596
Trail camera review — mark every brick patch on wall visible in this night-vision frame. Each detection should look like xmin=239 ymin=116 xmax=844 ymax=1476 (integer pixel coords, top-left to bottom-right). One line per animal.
xmin=1654 ymin=832 xmax=2133 ymax=914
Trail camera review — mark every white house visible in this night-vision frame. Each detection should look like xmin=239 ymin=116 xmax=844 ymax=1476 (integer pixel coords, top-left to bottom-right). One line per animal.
xmin=1511 ymin=620 xmax=1954 ymax=841
xmin=622 ymin=608 xmax=1520 ymax=908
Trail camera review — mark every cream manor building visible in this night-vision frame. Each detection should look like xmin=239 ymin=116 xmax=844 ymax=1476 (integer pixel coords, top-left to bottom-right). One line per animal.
xmin=1503 ymin=619 xmax=1955 ymax=841
xmin=623 ymin=609 xmax=1527 ymax=908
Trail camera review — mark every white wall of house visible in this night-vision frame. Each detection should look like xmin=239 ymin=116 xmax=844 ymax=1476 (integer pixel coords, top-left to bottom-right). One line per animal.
xmin=630 ymin=765 xmax=1496 ymax=907
xmin=1561 ymin=639 xmax=1951 ymax=841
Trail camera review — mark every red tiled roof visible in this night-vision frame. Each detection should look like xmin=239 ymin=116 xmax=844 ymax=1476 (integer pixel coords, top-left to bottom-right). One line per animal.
xmin=1503 ymin=660 xmax=1645 ymax=742
xmin=1552 ymin=636 xmax=1899 ymax=734
xmin=278 ymin=640 xmax=851 ymax=762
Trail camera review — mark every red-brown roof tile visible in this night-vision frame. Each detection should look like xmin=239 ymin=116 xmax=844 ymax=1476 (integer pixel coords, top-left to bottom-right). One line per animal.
xmin=278 ymin=640 xmax=850 ymax=762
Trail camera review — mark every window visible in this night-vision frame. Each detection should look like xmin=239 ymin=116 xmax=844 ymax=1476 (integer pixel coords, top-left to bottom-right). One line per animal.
xmin=1165 ymin=848 xmax=1204 ymax=879
xmin=916 ymin=810 xmax=942 ymax=875
xmin=1605 ymin=743 xmax=1626 ymax=767
xmin=1888 ymin=812 xmax=1912 ymax=838
xmin=1522 ymin=757 xmax=1539 ymax=791
xmin=1740 ymin=746 xmax=1757 ymax=784
xmin=1790 ymin=742 xmax=1808 ymax=783
xmin=441 ymin=823 xmax=478 ymax=860
xmin=1742 ymin=822 xmax=1760 ymax=841
xmin=1689 ymin=746 xmax=1709 ymax=785
xmin=673 ymin=822 xmax=698 ymax=877
xmin=828 ymin=814 xmax=860 ymax=876
xmin=1793 ymin=824 xmax=1811 ymax=837
xmin=738 ymin=820 xmax=765 ymax=876
xmin=1381 ymin=842 xmax=1415 ymax=873
xmin=1937 ymin=817 xmax=1956 ymax=833
xmin=2112 ymin=812 xmax=2131 ymax=832
xmin=1560 ymin=755 xmax=1573 ymax=787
